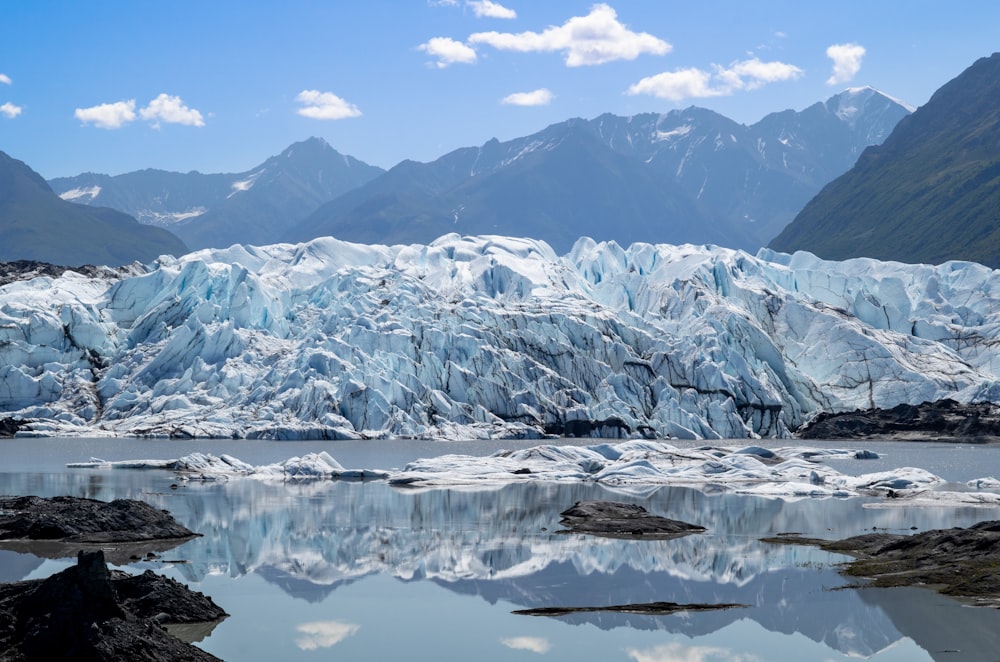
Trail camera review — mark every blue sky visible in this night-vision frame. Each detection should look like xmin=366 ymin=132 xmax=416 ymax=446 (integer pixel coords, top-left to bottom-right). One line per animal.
xmin=2 ymin=1 xmax=998 ymax=179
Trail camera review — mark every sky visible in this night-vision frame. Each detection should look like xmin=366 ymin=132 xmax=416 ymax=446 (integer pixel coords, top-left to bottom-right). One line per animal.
xmin=1 ymin=1 xmax=998 ymax=179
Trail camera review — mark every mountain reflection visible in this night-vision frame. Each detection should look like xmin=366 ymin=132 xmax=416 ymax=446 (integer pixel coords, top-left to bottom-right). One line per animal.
xmin=119 ymin=479 xmax=989 ymax=658
xmin=4 ymin=470 xmax=996 ymax=659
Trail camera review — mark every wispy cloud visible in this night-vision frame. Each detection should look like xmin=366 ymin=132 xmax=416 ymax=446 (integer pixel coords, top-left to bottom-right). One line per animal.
xmin=418 ymin=37 xmax=478 ymax=67
xmin=295 ymin=90 xmax=362 ymax=119
xmin=826 ymin=42 xmax=865 ymax=85
xmin=628 ymin=57 xmax=803 ymax=101
xmin=468 ymin=3 xmax=670 ymax=66
xmin=75 ymin=99 xmax=137 ymax=129
xmin=0 ymin=74 xmax=11 ymax=85
xmin=501 ymin=88 xmax=553 ymax=106
xmin=0 ymin=102 xmax=22 ymax=118
xmin=294 ymin=621 xmax=361 ymax=651
xmin=468 ymin=0 xmax=516 ymax=19
xmin=500 ymin=636 xmax=551 ymax=654
xmin=140 ymin=93 xmax=205 ymax=127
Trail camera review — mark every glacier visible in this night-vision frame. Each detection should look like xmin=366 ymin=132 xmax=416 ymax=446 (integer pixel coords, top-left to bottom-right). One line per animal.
xmin=1 ymin=233 xmax=999 ymax=440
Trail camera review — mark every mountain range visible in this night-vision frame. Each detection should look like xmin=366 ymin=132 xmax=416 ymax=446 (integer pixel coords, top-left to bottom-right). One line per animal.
xmin=771 ymin=52 xmax=1000 ymax=267
xmin=50 ymin=137 xmax=384 ymax=251
xmin=48 ymin=87 xmax=910 ymax=254
xmin=0 ymin=151 xmax=187 ymax=266
xmin=288 ymin=87 xmax=909 ymax=253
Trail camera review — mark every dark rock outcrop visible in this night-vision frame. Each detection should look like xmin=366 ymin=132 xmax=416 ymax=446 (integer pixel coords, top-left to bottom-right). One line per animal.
xmin=763 ymin=520 xmax=1000 ymax=607
xmin=513 ymin=600 xmax=746 ymax=617
xmin=557 ymin=500 xmax=706 ymax=539
xmin=0 ymin=496 xmax=198 ymax=543
xmin=797 ymin=399 xmax=1000 ymax=441
xmin=0 ymin=496 xmax=199 ymax=564
xmin=0 ymin=550 xmax=225 ymax=661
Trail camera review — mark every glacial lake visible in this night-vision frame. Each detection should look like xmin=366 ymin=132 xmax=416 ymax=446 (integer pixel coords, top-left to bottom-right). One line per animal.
xmin=3 ymin=437 xmax=1000 ymax=661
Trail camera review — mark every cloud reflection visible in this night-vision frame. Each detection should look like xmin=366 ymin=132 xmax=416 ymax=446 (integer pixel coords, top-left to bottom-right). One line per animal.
xmin=627 ymin=642 xmax=764 ymax=662
xmin=294 ymin=620 xmax=361 ymax=650
xmin=501 ymin=636 xmax=552 ymax=654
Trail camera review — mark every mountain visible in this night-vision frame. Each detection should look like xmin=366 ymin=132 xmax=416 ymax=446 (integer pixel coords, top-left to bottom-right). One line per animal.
xmin=286 ymin=121 xmax=740 ymax=250
xmin=2 ymin=234 xmax=997 ymax=440
xmin=49 ymin=137 xmax=384 ymax=250
xmin=770 ymin=53 xmax=1000 ymax=267
xmin=0 ymin=151 xmax=187 ymax=266
xmin=287 ymin=88 xmax=910 ymax=253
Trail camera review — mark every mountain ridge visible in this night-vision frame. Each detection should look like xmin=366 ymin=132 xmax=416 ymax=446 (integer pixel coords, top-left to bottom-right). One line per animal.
xmin=49 ymin=137 xmax=384 ymax=250
xmin=770 ymin=53 xmax=1000 ymax=266
xmin=0 ymin=151 xmax=188 ymax=266
xmin=287 ymin=88 xmax=910 ymax=253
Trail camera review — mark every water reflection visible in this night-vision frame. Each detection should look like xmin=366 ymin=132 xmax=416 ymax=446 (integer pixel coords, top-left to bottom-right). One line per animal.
xmin=3 ymin=468 xmax=1000 ymax=660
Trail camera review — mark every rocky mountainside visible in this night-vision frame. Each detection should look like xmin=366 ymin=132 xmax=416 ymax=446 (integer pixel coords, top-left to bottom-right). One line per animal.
xmin=288 ymin=88 xmax=910 ymax=253
xmin=50 ymin=137 xmax=384 ymax=250
xmin=770 ymin=53 xmax=1000 ymax=267
xmin=0 ymin=151 xmax=187 ymax=266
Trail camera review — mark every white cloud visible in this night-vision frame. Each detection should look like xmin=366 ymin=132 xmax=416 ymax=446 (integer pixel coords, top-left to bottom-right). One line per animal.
xmin=294 ymin=621 xmax=360 ymax=651
xmin=500 ymin=636 xmax=551 ymax=654
xmin=468 ymin=3 xmax=670 ymax=66
xmin=717 ymin=58 xmax=803 ymax=90
xmin=826 ymin=42 xmax=866 ymax=85
xmin=74 ymin=99 xmax=137 ymax=129
xmin=628 ymin=57 xmax=802 ymax=101
xmin=468 ymin=0 xmax=516 ymax=19
xmin=0 ymin=74 xmax=11 ymax=85
xmin=0 ymin=102 xmax=22 ymax=118
xmin=139 ymin=93 xmax=205 ymax=127
xmin=628 ymin=68 xmax=724 ymax=101
xmin=295 ymin=90 xmax=362 ymax=120
xmin=627 ymin=642 xmax=765 ymax=662
xmin=501 ymin=88 xmax=553 ymax=106
xmin=418 ymin=37 xmax=478 ymax=67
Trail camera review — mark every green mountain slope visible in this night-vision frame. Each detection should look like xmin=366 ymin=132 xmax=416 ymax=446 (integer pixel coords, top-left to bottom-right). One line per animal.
xmin=770 ymin=53 xmax=1000 ymax=267
xmin=0 ymin=152 xmax=187 ymax=266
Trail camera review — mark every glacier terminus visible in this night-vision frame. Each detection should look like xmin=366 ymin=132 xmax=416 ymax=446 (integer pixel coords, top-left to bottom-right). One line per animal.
xmin=2 ymin=234 xmax=999 ymax=441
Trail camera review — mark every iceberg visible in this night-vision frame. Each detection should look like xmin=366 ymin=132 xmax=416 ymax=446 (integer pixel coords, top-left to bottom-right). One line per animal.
xmin=70 ymin=440 xmax=1000 ymax=505
xmin=3 ymin=234 xmax=1000 ymax=440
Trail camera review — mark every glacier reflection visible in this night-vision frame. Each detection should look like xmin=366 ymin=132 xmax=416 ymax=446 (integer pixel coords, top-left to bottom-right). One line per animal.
xmin=126 ymin=478 xmax=993 ymax=658
xmin=4 ymin=466 xmax=999 ymax=660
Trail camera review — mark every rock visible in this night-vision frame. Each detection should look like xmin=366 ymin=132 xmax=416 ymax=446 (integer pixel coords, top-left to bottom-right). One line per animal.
xmin=0 ymin=496 xmax=199 ymax=565
xmin=557 ymin=500 xmax=706 ymax=539
xmin=0 ymin=417 xmax=23 ymax=438
xmin=763 ymin=520 xmax=1000 ymax=607
xmin=513 ymin=600 xmax=746 ymax=617
xmin=797 ymin=399 xmax=1000 ymax=441
xmin=0 ymin=550 xmax=224 ymax=661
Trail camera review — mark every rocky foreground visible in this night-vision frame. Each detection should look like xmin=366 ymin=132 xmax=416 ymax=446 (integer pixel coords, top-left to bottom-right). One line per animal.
xmin=765 ymin=521 xmax=1000 ymax=607
xmin=0 ymin=550 xmax=226 ymax=661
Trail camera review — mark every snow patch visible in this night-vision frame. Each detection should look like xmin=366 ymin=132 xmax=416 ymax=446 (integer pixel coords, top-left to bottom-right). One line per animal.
xmin=59 ymin=186 xmax=101 ymax=202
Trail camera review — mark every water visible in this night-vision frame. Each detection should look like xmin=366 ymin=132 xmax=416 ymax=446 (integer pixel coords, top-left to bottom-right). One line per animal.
xmin=2 ymin=437 xmax=1000 ymax=661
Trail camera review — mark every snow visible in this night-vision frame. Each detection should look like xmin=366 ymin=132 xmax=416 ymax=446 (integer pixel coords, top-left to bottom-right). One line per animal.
xmin=58 ymin=185 xmax=101 ymax=202
xmin=3 ymin=234 xmax=1000 ymax=441
xmin=654 ymin=124 xmax=692 ymax=142
xmin=228 ymin=169 xmax=265 ymax=197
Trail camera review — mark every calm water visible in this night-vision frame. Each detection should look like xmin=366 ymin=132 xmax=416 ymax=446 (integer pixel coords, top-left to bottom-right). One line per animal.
xmin=2 ymin=437 xmax=1000 ymax=661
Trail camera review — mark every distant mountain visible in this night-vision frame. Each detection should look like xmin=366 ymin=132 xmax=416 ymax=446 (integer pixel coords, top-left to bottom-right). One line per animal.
xmin=0 ymin=151 xmax=187 ymax=266
xmin=770 ymin=53 xmax=1000 ymax=267
xmin=287 ymin=88 xmax=911 ymax=253
xmin=50 ymin=138 xmax=384 ymax=250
